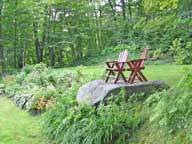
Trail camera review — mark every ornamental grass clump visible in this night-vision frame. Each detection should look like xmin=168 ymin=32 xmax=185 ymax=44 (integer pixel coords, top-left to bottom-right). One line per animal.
xmin=42 ymin=89 xmax=142 ymax=144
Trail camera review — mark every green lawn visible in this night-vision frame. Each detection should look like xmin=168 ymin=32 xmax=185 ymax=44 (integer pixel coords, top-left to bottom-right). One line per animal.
xmin=62 ymin=64 xmax=192 ymax=85
xmin=0 ymin=96 xmax=46 ymax=144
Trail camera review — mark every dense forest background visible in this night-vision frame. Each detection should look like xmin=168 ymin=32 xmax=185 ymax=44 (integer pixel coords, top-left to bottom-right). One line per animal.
xmin=0 ymin=0 xmax=192 ymax=72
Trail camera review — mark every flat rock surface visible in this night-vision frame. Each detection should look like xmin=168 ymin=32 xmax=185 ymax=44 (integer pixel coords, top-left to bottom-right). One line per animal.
xmin=76 ymin=80 xmax=168 ymax=105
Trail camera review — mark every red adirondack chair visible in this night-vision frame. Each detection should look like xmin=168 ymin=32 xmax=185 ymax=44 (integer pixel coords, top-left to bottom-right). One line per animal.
xmin=105 ymin=50 xmax=128 ymax=84
xmin=127 ymin=48 xmax=148 ymax=84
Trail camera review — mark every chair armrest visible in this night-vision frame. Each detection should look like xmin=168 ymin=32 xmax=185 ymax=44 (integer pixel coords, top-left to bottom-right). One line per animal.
xmin=127 ymin=58 xmax=146 ymax=63
xmin=106 ymin=60 xmax=117 ymax=64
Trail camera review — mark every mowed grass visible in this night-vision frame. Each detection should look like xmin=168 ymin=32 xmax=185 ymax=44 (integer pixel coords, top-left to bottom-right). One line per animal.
xmin=0 ymin=96 xmax=46 ymax=144
xmin=62 ymin=64 xmax=192 ymax=85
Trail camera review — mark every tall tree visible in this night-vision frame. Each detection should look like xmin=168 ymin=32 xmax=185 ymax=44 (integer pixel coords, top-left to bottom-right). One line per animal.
xmin=13 ymin=0 xmax=18 ymax=68
xmin=121 ymin=0 xmax=126 ymax=19
xmin=0 ymin=2 xmax=5 ymax=73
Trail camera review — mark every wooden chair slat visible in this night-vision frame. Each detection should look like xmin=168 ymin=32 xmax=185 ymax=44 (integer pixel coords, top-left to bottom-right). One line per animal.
xmin=118 ymin=52 xmax=123 ymax=62
xmin=122 ymin=50 xmax=128 ymax=62
xmin=105 ymin=50 xmax=128 ymax=84
xmin=140 ymin=48 xmax=148 ymax=68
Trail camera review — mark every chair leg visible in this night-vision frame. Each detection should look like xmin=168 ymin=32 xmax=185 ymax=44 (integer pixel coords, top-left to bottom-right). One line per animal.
xmin=105 ymin=71 xmax=111 ymax=83
xmin=138 ymin=71 xmax=147 ymax=81
xmin=105 ymin=70 xmax=116 ymax=83
xmin=130 ymin=71 xmax=137 ymax=83
xmin=127 ymin=71 xmax=134 ymax=83
xmin=128 ymin=71 xmax=137 ymax=84
xmin=114 ymin=73 xmax=120 ymax=84
xmin=120 ymin=72 xmax=127 ymax=83
xmin=128 ymin=71 xmax=147 ymax=83
xmin=136 ymin=72 xmax=144 ymax=81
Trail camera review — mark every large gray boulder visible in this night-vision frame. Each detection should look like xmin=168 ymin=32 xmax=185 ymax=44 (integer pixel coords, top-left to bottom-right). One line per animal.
xmin=76 ymin=80 xmax=168 ymax=105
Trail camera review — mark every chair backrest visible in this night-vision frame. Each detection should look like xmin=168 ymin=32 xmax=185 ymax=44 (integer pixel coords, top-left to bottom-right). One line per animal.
xmin=117 ymin=50 xmax=128 ymax=62
xmin=140 ymin=48 xmax=148 ymax=67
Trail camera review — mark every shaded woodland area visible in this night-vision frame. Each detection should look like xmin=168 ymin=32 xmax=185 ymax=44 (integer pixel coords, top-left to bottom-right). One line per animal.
xmin=0 ymin=0 xmax=192 ymax=71
xmin=1 ymin=1 xmax=192 ymax=144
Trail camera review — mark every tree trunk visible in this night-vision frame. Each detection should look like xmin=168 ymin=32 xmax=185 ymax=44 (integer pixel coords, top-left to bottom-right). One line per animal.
xmin=14 ymin=0 xmax=18 ymax=68
xmin=47 ymin=8 xmax=57 ymax=68
xmin=17 ymin=39 xmax=27 ymax=68
xmin=33 ymin=22 xmax=42 ymax=63
xmin=138 ymin=0 xmax=144 ymax=16
xmin=94 ymin=9 xmax=101 ymax=51
xmin=40 ymin=6 xmax=48 ymax=62
xmin=76 ymin=37 xmax=83 ymax=61
xmin=58 ymin=47 xmax=63 ymax=67
xmin=108 ymin=0 xmax=116 ymax=21
xmin=49 ymin=46 xmax=55 ymax=68
xmin=17 ymin=41 xmax=23 ymax=69
xmin=58 ymin=20 xmax=63 ymax=67
xmin=121 ymin=0 xmax=126 ymax=20
xmin=128 ymin=1 xmax=132 ymax=19
xmin=0 ymin=4 xmax=5 ymax=73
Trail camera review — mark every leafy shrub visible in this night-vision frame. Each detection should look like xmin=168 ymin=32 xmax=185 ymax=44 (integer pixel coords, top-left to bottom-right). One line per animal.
xmin=23 ymin=66 xmax=51 ymax=87
xmin=170 ymin=38 xmax=186 ymax=64
xmin=30 ymin=85 xmax=57 ymax=113
xmin=4 ymin=83 xmax=21 ymax=98
xmin=152 ymin=49 xmax=164 ymax=60
xmin=142 ymin=71 xmax=192 ymax=143
xmin=16 ymin=72 xmax=26 ymax=84
xmin=3 ymin=63 xmax=97 ymax=114
xmin=42 ymin=88 xmax=142 ymax=144
xmin=22 ymin=64 xmax=34 ymax=74
xmin=2 ymin=75 xmax=21 ymax=97
xmin=169 ymin=39 xmax=192 ymax=64
xmin=3 ymin=75 xmax=16 ymax=85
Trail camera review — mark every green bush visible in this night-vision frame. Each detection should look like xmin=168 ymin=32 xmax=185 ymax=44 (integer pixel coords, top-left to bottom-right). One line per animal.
xmin=142 ymin=71 xmax=192 ymax=143
xmin=22 ymin=64 xmax=34 ymax=74
xmin=3 ymin=63 xmax=97 ymax=114
xmin=3 ymin=75 xmax=21 ymax=97
xmin=4 ymin=83 xmax=21 ymax=98
xmin=16 ymin=72 xmax=26 ymax=84
xmin=169 ymin=39 xmax=192 ymax=64
xmin=42 ymin=88 xmax=142 ymax=144
xmin=30 ymin=85 xmax=57 ymax=113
